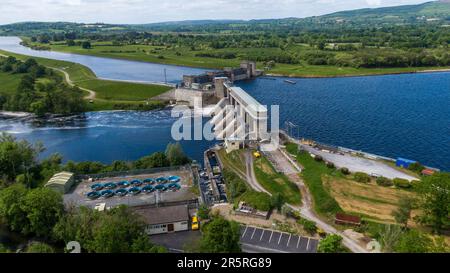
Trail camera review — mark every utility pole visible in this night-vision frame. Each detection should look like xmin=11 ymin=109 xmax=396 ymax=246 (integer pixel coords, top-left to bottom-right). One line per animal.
xmin=164 ymin=68 xmax=167 ymax=84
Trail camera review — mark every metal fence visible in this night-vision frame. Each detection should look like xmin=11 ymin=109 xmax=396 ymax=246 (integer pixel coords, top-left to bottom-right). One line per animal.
xmin=74 ymin=165 xmax=193 ymax=180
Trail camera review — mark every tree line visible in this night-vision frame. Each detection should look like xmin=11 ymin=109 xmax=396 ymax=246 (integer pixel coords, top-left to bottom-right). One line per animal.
xmin=0 ymin=57 xmax=86 ymax=116
xmin=0 ymin=134 xmax=193 ymax=253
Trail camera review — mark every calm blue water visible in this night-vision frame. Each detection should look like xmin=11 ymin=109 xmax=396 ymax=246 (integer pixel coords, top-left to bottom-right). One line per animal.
xmin=0 ymin=36 xmax=449 ymax=170
xmin=237 ymin=75 xmax=450 ymax=170
xmin=0 ymin=37 xmax=209 ymax=84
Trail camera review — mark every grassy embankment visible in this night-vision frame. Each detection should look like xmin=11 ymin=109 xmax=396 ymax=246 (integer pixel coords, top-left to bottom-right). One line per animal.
xmin=0 ymin=49 xmax=172 ymax=111
xmin=285 ymin=143 xmax=419 ymax=225
xmin=24 ymin=39 xmax=450 ymax=78
xmin=217 ymin=149 xmax=272 ymax=211
xmin=253 ymin=156 xmax=302 ymax=205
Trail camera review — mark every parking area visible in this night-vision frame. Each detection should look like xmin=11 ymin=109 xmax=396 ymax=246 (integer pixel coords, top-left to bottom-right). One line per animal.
xmin=64 ymin=169 xmax=196 ymax=209
xmin=240 ymin=226 xmax=318 ymax=253
xmin=301 ymin=144 xmax=417 ymax=181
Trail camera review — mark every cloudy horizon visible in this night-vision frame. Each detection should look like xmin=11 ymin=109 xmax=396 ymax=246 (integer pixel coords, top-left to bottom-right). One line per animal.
xmin=0 ymin=0 xmax=433 ymax=25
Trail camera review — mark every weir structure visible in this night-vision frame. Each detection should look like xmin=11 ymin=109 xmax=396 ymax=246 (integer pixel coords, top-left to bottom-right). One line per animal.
xmin=209 ymin=80 xmax=270 ymax=153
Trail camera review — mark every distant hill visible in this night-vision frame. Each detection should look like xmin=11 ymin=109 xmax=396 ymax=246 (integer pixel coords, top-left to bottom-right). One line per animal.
xmin=317 ymin=0 xmax=450 ymax=25
xmin=1 ymin=1 xmax=449 ymax=35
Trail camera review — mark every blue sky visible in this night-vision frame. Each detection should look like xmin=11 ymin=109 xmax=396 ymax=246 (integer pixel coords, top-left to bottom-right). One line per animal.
xmin=0 ymin=0 xmax=432 ymax=25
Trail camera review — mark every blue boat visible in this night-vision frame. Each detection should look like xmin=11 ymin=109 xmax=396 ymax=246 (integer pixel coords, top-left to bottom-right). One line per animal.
xmin=131 ymin=180 xmax=143 ymax=186
xmin=128 ymin=187 xmax=141 ymax=195
xmin=154 ymin=184 xmax=167 ymax=191
xmin=104 ymin=182 xmax=117 ymax=189
xmin=87 ymin=191 xmax=101 ymax=200
xmin=167 ymin=183 xmax=181 ymax=191
xmin=101 ymin=190 xmax=115 ymax=198
xmin=115 ymin=188 xmax=128 ymax=197
xmin=168 ymin=176 xmax=181 ymax=183
xmin=156 ymin=177 xmax=168 ymax=184
xmin=142 ymin=185 xmax=154 ymax=193
xmin=91 ymin=183 xmax=104 ymax=191
xmin=117 ymin=181 xmax=130 ymax=188
xmin=143 ymin=178 xmax=155 ymax=184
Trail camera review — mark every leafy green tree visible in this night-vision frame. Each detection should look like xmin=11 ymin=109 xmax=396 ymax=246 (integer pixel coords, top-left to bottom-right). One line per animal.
xmin=81 ymin=41 xmax=91 ymax=49
xmin=417 ymin=173 xmax=450 ymax=233
xmin=0 ymin=183 xmax=28 ymax=232
xmin=378 ymin=224 xmax=403 ymax=253
xmin=20 ymin=187 xmax=64 ymax=237
xmin=165 ymin=143 xmax=189 ymax=166
xmin=133 ymin=152 xmax=169 ymax=169
xmin=270 ymin=193 xmax=284 ymax=212
xmin=197 ymin=204 xmax=211 ymax=220
xmin=318 ymin=234 xmax=344 ymax=253
xmin=394 ymin=230 xmax=432 ymax=253
xmin=0 ymin=133 xmax=43 ymax=181
xmin=199 ymin=216 xmax=241 ymax=253
xmin=54 ymin=206 xmax=157 ymax=253
xmin=25 ymin=242 xmax=55 ymax=253
xmin=392 ymin=196 xmax=415 ymax=228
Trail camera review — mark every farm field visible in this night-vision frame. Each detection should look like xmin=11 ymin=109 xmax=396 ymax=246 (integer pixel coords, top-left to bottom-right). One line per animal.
xmin=23 ymin=40 xmax=450 ymax=78
xmin=323 ymin=176 xmax=418 ymax=224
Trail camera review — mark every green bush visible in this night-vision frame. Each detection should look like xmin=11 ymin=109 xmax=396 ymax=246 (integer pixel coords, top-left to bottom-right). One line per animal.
xmin=354 ymin=172 xmax=371 ymax=183
xmin=314 ymin=155 xmax=323 ymax=162
xmin=340 ymin=168 xmax=351 ymax=175
xmin=376 ymin=176 xmax=393 ymax=187
xmin=326 ymin=162 xmax=335 ymax=169
xmin=393 ymin=178 xmax=412 ymax=189
xmin=298 ymin=217 xmax=317 ymax=235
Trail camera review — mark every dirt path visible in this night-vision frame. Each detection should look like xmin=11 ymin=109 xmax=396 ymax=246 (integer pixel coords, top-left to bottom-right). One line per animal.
xmin=49 ymin=67 xmax=96 ymax=100
xmin=244 ymin=150 xmax=271 ymax=194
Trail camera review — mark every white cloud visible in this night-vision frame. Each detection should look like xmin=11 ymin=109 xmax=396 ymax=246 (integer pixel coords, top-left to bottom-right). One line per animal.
xmin=0 ymin=0 xmax=432 ymax=25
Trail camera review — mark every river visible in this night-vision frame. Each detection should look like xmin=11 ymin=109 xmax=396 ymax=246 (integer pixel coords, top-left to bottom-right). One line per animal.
xmin=0 ymin=36 xmax=449 ymax=170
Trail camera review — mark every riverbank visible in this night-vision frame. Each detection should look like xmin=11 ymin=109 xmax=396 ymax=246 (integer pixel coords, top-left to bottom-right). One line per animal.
xmin=0 ymin=49 xmax=173 ymax=112
xmin=20 ymin=38 xmax=450 ymax=78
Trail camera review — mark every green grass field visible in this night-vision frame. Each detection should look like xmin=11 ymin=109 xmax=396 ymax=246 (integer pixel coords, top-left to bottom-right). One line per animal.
xmin=0 ymin=49 xmax=172 ymax=111
xmin=286 ymin=143 xmax=343 ymax=216
xmin=254 ymin=156 xmax=302 ymax=205
xmin=0 ymin=71 xmax=23 ymax=96
xmin=78 ymin=79 xmax=171 ymax=101
xmin=22 ymin=39 xmax=450 ymax=78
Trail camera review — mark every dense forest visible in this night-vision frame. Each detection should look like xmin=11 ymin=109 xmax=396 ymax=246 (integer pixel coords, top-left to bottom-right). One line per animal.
xmin=0 ymin=57 xmax=86 ymax=116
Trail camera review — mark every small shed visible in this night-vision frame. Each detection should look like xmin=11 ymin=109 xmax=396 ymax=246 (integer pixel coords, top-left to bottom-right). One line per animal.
xmin=44 ymin=172 xmax=75 ymax=194
xmin=421 ymin=169 xmax=436 ymax=176
xmin=396 ymin=158 xmax=417 ymax=168
xmin=335 ymin=213 xmax=361 ymax=226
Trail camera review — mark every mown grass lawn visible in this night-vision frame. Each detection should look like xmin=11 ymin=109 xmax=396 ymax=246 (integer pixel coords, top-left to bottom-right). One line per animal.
xmin=253 ymin=156 xmax=301 ymax=205
xmin=78 ymin=79 xmax=171 ymax=101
